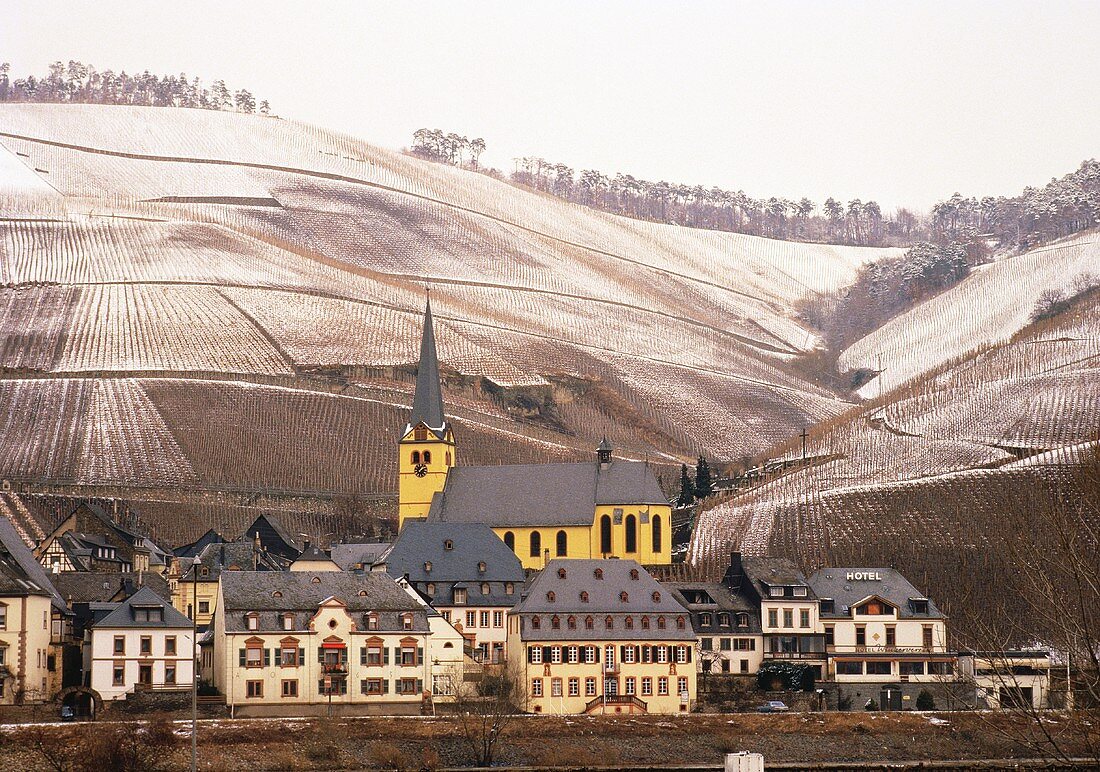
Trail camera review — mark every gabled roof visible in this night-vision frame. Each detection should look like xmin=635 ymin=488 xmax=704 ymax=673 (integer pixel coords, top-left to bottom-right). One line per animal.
xmin=91 ymin=585 xmax=191 ymax=629
xmin=241 ymin=513 xmax=301 ymax=558
xmin=181 ymin=539 xmax=285 ymax=579
xmin=379 ymin=522 xmax=524 ymax=583
xmin=220 ymin=571 xmax=424 ymax=613
xmin=52 ymin=571 xmax=171 ymax=605
xmin=405 ymin=297 xmax=448 ymax=438
xmin=173 ymin=528 xmax=226 ymax=558
xmin=741 ymin=557 xmax=814 ymax=599
xmin=426 ymin=460 xmax=668 ymax=527
xmin=806 ymin=567 xmax=944 ymax=619
xmin=0 ymin=514 xmax=66 ymax=610
xmin=330 ymin=542 xmax=391 ymax=571
xmin=665 ymin=581 xmax=763 ymax=634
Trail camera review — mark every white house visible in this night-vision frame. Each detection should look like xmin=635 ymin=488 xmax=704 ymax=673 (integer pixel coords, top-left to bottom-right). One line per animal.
xmin=86 ymin=586 xmax=194 ymax=701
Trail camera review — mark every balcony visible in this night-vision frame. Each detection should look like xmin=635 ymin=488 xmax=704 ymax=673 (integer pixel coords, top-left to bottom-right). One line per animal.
xmin=321 ymin=663 xmax=348 ymax=674
xmin=765 ymin=651 xmax=826 ymax=660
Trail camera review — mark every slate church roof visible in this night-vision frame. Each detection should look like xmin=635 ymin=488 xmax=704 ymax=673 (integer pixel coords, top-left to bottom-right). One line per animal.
xmin=405 ymin=297 xmax=449 ymax=438
xmin=426 ymin=459 xmax=668 ymax=528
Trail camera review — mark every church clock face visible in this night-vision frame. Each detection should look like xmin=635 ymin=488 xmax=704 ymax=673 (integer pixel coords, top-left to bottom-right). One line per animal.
xmin=413 ymin=463 xmax=428 ymax=477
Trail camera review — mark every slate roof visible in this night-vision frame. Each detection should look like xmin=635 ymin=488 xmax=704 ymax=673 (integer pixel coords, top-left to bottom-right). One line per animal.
xmin=293 ymin=544 xmax=334 ymax=564
xmin=52 ymin=571 xmax=171 ymax=604
xmin=740 ymin=557 xmax=815 ymax=599
xmin=240 ymin=513 xmax=301 ymax=559
xmin=376 ymin=522 xmax=523 ymax=607
xmin=0 ymin=514 xmax=66 ymax=610
xmin=806 ymin=568 xmax=944 ymax=620
xmin=513 ymin=559 xmax=692 ymax=641
xmin=90 ymin=585 xmax=192 ymax=629
xmin=331 ymin=542 xmax=391 ymax=571
xmin=174 ymin=528 xmax=226 ymax=558
xmin=180 ymin=539 xmax=285 ymax=580
xmin=426 ymin=459 xmax=668 ymax=527
xmin=406 ymin=297 xmax=448 ymax=437
xmin=664 ymin=581 xmax=763 ymax=634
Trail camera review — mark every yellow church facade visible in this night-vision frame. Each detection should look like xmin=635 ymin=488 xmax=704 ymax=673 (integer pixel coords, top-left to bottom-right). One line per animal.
xmin=397 ymin=300 xmax=672 ymax=569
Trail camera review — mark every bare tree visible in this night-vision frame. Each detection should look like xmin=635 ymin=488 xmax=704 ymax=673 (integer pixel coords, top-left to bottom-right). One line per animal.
xmin=447 ymin=660 xmax=527 ymax=767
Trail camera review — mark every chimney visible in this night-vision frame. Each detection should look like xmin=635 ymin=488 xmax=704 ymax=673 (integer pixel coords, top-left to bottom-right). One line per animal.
xmin=724 ymin=551 xmax=744 ymax=589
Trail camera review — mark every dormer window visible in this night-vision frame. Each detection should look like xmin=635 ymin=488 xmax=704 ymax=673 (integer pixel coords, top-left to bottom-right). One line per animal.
xmin=657 ymin=616 xmax=666 ymax=630
xmin=629 ymin=569 xmax=639 ymax=581
xmin=625 ymin=616 xmax=634 ymax=630
xmin=585 ymin=615 xmax=594 ymax=630
xmin=199 ymin=566 xmax=209 ymax=578
xmin=652 ymin=591 xmax=661 ymax=602
xmin=620 ymin=591 xmax=629 ymax=602
xmin=557 ymin=568 xmax=567 ymax=579
xmin=605 ymin=615 xmax=614 ymax=629
xmin=443 ymin=540 xmax=453 ymax=551
xmin=792 ymin=586 xmax=808 ymax=597
xmin=910 ymin=599 xmax=930 ymax=614
xmin=246 ymin=612 xmax=259 ymax=631
xmin=551 ymin=615 xmax=560 ymax=630
xmin=480 ymin=582 xmax=490 ymax=595
xmin=402 ymin=612 xmax=413 ymax=630
xmin=594 ymin=568 xmax=604 ymax=580
xmin=717 ymin=612 xmax=730 ymax=627
xmin=580 ymin=591 xmax=589 ymax=603
xmin=640 ymin=616 xmax=649 ymax=629
xmin=768 ymin=586 xmax=784 ymax=598
xmin=505 ymin=582 xmax=514 ymax=595
xmin=478 ymin=561 xmax=487 ymax=573
xmin=736 ymin=612 xmax=749 ymax=627
xmin=820 ymin=599 xmax=835 ymax=614
xmin=567 ymin=616 xmax=577 ymax=630
xmin=414 ymin=425 xmax=428 ymax=441
xmin=357 ymin=590 xmax=368 ymax=597
xmin=424 ymin=561 xmax=432 ymax=573
xmin=676 ymin=616 xmax=686 ymax=630
xmin=426 ymin=583 xmax=436 ymax=596
xmin=454 ymin=587 xmax=467 ymax=605
xmin=531 ymin=616 xmax=541 ymax=630
xmin=310 ymin=576 xmax=320 ymax=584
xmin=283 ymin=613 xmax=294 ymax=631
xmin=272 ymin=591 xmax=283 ymax=599
xmin=546 ymin=591 xmax=556 ymax=603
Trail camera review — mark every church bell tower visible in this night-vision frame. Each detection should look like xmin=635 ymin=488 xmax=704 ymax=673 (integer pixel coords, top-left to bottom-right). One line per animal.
xmin=398 ymin=297 xmax=455 ymax=527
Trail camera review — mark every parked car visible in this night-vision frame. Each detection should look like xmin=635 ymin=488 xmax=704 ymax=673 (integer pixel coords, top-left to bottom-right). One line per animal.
xmin=756 ymin=700 xmax=789 ymax=713
xmin=60 ymin=705 xmax=75 ymax=721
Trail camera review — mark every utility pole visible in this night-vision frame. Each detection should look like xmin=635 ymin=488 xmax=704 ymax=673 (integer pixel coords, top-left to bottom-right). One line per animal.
xmin=190 ymin=558 xmax=202 ymax=772
xmin=799 ymin=427 xmax=809 ymax=462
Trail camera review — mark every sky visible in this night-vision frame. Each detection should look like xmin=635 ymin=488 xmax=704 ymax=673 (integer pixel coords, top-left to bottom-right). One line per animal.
xmin=5 ymin=0 xmax=1099 ymax=211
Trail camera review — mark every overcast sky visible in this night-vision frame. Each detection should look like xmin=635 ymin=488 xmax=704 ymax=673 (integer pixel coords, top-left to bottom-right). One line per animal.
xmin=6 ymin=1 xmax=1099 ymax=211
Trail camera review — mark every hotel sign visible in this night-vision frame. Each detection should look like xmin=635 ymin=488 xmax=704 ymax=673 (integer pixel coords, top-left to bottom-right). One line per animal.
xmin=846 ymin=571 xmax=882 ymax=581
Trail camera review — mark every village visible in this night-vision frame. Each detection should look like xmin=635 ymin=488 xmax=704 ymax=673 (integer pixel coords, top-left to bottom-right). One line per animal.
xmin=0 ymin=302 xmax=1059 ymax=723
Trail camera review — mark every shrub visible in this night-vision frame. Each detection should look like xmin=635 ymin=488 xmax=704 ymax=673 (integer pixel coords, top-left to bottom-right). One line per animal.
xmin=915 ymin=689 xmax=935 ymax=711
xmin=369 ymin=742 xmax=408 ymax=772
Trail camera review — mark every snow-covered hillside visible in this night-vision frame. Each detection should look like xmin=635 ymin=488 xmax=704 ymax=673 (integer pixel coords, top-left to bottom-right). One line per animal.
xmin=0 ymin=104 xmax=906 ymax=521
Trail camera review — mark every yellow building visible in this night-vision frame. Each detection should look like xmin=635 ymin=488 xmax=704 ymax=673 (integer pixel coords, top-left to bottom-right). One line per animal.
xmin=507 ymin=559 xmax=696 ymax=714
xmin=398 ymin=301 xmax=672 ymax=569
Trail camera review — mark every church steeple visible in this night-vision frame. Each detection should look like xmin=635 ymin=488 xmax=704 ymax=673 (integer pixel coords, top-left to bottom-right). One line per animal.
xmin=398 ymin=295 xmax=455 ymax=527
xmin=405 ymin=296 xmax=448 ymax=437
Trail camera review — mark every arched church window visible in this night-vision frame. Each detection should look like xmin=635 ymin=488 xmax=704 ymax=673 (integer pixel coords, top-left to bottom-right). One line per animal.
xmin=625 ymin=515 xmax=637 ymax=553
xmin=600 ymin=515 xmax=612 ymax=555
xmin=652 ymin=515 xmax=662 ymax=553
xmin=529 ymin=531 xmax=541 ymax=558
xmin=423 ymin=450 xmax=432 ymax=464
xmin=556 ymin=530 xmax=568 ymax=557
xmin=411 ymin=451 xmax=421 ymax=464
xmin=503 ymin=531 xmax=515 ymax=551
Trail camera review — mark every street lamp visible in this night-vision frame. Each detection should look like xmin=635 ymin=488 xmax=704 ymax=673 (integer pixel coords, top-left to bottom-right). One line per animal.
xmin=189 ymin=558 xmax=202 ymax=772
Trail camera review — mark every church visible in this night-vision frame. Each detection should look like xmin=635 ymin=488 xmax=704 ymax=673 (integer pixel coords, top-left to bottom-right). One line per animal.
xmin=398 ymin=300 xmax=673 ymax=570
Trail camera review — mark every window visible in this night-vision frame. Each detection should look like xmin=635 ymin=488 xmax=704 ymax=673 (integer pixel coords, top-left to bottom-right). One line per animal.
xmin=246 ymin=680 xmax=263 ymax=698
xmin=504 ymin=532 xmax=515 ymax=551
xmin=824 ymin=625 xmax=835 ymax=646
xmin=400 ymin=643 xmax=418 ymax=666
xmin=283 ymin=614 xmax=294 ymax=631
xmin=585 ymin=677 xmax=597 ymax=696
xmin=584 ymin=646 xmax=596 ymax=664
xmin=550 ymin=646 xmax=562 ymax=664
xmin=800 ymin=609 xmax=810 ymax=629
xmin=640 ymin=616 xmax=649 ymax=630
xmin=584 ymin=616 xmax=594 ymax=630
xmin=678 ymin=677 xmax=688 ymax=697
xmin=454 ymin=587 xmax=467 ymax=605
xmin=856 ymin=626 xmax=867 ymax=647
xmin=767 ymin=609 xmax=778 ymax=628
xmin=625 ymin=677 xmax=636 ymax=695
xmin=113 ymin=662 xmax=125 ymax=686
xmin=676 ymin=616 xmax=686 ymax=630
xmin=837 ymin=661 xmax=863 ymax=676
xmin=505 ymin=582 xmax=514 ymax=595
xmin=701 ymin=637 xmax=713 ymax=651
xmin=652 ymin=515 xmax=662 ymax=552
xmin=625 ymin=515 xmax=637 ymax=553
xmin=567 ymin=646 xmax=579 ymax=663
xmin=493 ymin=610 xmax=504 ymax=627
xmin=625 ymin=616 xmax=634 ymax=630
xmin=605 ymin=616 xmax=614 ymax=630
xmin=165 ymin=664 xmax=177 ymax=685
xmin=740 ymin=659 xmax=749 ymax=673
xmin=900 ymin=661 xmax=925 ymax=676
xmin=282 ymin=679 xmax=298 ymax=697
xmin=783 ymin=609 xmax=793 ymax=628
xmin=675 ymin=646 xmax=688 ymax=664
xmin=657 ymin=616 xmax=666 ymax=630
xmin=699 ymin=613 xmax=713 ymax=626
xmin=245 ymin=645 xmax=263 ymax=667
xmin=623 ymin=646 xmax=636 ymax=664
xmin=736 ymin=613 xmax=749 ymax=628
xmin=928 ymin=661 xmax=953 ymax=676
xmin=923 ymin=626 xmax=934 ymax=650
xmin=605 ymin=645 xmax=616 ymax=670
xmin=0 ymin=604 xmax=6 ymax=630
xmin=630 ymin=569 xmax=639 ymax=580
xmin=551 ymin=615 xmax=560 ymax=629
xmin=641 ymin=677 xmax=653 ymax=696
xmin=556 ymin=530 xmax=568 ymax=556
xmin=551 ymin=678 xmax=562 ymax=697
xmin=322 ymin=677 xmax=349 ymax=695
xmin=198 ymin=601 xmax=210 ymax=614
xmin=718 ymin=612 xmax=731 ymax=627
xmin=402 ymin=613 xmax=414 ymax=630
xmin=769 ymin=586 xmax=785 ymax=598
xmin=280 ymin=644 xmax=299 ymax=667
xmin=414 ymin=425 xmax=427 ymax=441
xmin=579 ymin=591 xmax=590 ymax=604
xmin=866 ymin=661 xmax=892 ymax=676
xmin=247 ymin=613 xmax=259 ymax=631
xmin=133 ymin=606 xmax=163 ymax=623
xmin=530 ymin=647 xmax=543 ymax=664
xmin=720 ymin=638 xmax=731 ymax=651
xmin=886 ymin=626 xmax=896 ymax=648
xmin=600 ymin=515 xmax=612 ymax=554
xmin=531 ymin=678 xmax=543 ymax=697
xmin=114 ymin=636 xmax=125 ymax=655
xmin=531 ymin=615 xmax=541 ymax=630
xmin=792 ymin=586 xmax=808 ymax=597
xmin=568 ymin=677 xmax=580 ymax=697
xmin=656 ymin=647 xmax=668 ymax=664
xmin=165 ymin=636 xmax=177 ymax=656
xmin=411 ymin=450 xmax=421 ymax=464
xmin=140 ymin=636 xmax=152 ymax=655
xmin=424 ymin=561 xmax=433 ymax=573
xmin=620 ymin=592 xmax=629 ymax=603
xmin=658 ymin=677 xmax=669 ymax=695
xmin=567 ymin=616 xmax=577 ymax=630
xmin=594 ymin=568 xmax=604 ymax=580
xmin=530 ymin=531 xmax=542 ymax=557
xmin=367 ymin=612 xmax=379 ymax=630
xmin=480 ymin=611 xmax=490 ymax=627
xmin=423 ymin=451 xmax=432 ymax=464
xmin=361 ymin=678 xmax=384 ymax=695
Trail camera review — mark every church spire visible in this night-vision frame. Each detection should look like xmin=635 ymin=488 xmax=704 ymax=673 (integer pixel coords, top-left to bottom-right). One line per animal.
xmin=408 ymin=295 xmax=446 ymax=435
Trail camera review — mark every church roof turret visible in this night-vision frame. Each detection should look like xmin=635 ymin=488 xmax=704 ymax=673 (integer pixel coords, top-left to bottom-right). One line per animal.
xmin=405 ymin=296 xmax=448 ymax=438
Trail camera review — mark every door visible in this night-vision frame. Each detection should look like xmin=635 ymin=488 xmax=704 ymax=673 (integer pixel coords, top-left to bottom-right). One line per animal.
xmin=604 ymin=677 xmax=618 ymax=697
xmin=138 ymin=664 xmax=153 ymax=686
